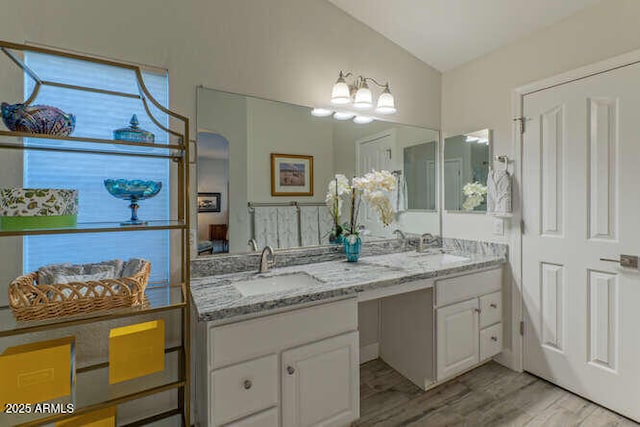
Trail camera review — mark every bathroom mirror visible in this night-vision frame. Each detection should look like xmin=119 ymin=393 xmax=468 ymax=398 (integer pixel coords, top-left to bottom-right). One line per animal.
xmin=196 ymin=86 xmax=440 ymax=255
xmin=443 ymin=129 xmax=491 ymax=213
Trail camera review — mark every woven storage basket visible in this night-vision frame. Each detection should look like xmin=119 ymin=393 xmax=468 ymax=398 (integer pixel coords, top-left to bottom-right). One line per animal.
xmin=8 ymin=261 xmax=151 ymax=321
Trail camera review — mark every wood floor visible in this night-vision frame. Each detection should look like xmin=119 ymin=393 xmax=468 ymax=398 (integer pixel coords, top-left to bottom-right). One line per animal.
xmin=356 ymin=359 xmax=639 ymax=427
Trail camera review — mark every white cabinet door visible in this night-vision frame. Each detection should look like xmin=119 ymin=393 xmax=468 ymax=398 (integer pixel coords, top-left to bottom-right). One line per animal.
xmin=282 ymin=332 xmax=359 ymax=427
xmin=437 ymin=298 xmax=479 ymax=380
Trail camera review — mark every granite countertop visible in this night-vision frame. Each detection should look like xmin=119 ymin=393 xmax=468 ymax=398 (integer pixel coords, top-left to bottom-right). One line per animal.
xmin=191 ymin=248 xmax=506 ymax=323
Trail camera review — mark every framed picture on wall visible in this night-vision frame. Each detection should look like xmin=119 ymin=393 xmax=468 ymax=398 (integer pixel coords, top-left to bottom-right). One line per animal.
xmin=271 ymin=153 xmax=314 ymax=196
xmin=197 ymin=192 xmax=221 ymax=213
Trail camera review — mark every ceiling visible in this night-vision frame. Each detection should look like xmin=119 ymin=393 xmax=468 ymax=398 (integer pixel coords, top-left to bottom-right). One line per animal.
xmin=327 ymin=0 xmax=602 ymax=71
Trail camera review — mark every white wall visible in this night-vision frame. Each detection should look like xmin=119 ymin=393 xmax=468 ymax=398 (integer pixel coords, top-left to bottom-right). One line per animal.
xmin=442 ymin=0 xmax=640 ymax=242
xmin=440 ymin=0 xmax=640 ymax=370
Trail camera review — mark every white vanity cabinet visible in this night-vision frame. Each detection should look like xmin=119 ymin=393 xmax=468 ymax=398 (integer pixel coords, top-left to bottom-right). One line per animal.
xmin=435 ymin=268 xmax=503 ymax=381
xmin=436 ymin=298 xmax=480 ymax=379
xmin=282 ymin=332 xmax=359 ymax=427
xmin=196 ymin=298 xmax=359 ymax=427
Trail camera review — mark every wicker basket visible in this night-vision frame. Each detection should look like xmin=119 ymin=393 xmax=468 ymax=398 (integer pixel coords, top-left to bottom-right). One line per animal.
xmin=8 ymin=261 xmax=151 ymax=321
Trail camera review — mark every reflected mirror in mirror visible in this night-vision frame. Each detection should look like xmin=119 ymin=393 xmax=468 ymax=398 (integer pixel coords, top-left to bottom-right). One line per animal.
xmin=443 ymin=129 xmax=491 ymax=212
xmin=196 ymin=133 xmax=229 ymax=255
xmin=404 ymin=141 xmax=437 ymax=210
xmin=196 ymin=87 xmax=440 ymax=256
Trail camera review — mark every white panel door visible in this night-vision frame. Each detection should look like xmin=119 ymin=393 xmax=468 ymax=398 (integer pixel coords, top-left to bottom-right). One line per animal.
xmin=282 ymin=332 xmax=359 ymax=427
xmin=436 ymin=298 xmax=479 ymax=380
xmin=523 ymin=62 xmax=640 ymax=421
xmin=356 ymin=131 xmax=394 ymax=236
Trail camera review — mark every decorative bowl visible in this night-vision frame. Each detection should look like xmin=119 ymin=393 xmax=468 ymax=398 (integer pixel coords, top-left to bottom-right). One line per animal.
xmin=104 ymin=179 xmax=162 ymax=226
xmin=1 ymin=103 xmax=76 ymax=136
xmin=0 ymin=188 xmax=78 ymax=230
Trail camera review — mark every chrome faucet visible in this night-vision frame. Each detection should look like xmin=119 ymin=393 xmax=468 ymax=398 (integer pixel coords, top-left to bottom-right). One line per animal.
xmin=418 ymin=233 xmax=438 ymax=252
xmin=259 ymin=246 xmax=276 ymax=273
xmin=248 ymin=238 xmax=258 ymax=251
xmin=392 ymin=229 xmax=406 ymax=240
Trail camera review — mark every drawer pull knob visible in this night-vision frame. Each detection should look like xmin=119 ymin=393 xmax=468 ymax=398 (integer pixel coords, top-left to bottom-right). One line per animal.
xmin=490 ymin=303 xmax=498 ymax=308
xmin=491 ymin=336 xmax=498 ymax=342
xmin=243 ymin=380 xmax=252 ymax=390
xmin=287 ymin=366 xmax=295 ymax=375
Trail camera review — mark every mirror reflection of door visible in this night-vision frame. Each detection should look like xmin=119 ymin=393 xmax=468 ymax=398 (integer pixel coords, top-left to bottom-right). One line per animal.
xmin=197 ymin=132 xmax=229 ymax=255
xmin=404 ymin=141 xmax=437 ymax=211
xmin=356 ymin=130 xmax=395 ymax=238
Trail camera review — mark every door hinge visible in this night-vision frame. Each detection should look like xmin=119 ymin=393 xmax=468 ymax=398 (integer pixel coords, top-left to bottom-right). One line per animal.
xmin=513 ymin=117 xmax=528 ymax=134
xmin=519 ymin=321 xmax=525 ymax=336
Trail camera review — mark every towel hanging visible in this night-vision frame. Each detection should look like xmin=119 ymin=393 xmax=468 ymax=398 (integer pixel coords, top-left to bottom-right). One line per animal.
xmin=391 ymin=173 xmax=408 ymax=213
xmin=487 ymin=158 xmax=512 ymax=217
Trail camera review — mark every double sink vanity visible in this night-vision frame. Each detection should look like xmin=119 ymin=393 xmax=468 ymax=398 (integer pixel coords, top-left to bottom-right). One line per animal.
xmin=191 ymin=238 xmax=507 ymax=427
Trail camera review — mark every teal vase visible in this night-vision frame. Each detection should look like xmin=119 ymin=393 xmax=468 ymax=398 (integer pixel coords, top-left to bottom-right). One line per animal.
xmin=344 ymin=236 xmax=362 ymax=262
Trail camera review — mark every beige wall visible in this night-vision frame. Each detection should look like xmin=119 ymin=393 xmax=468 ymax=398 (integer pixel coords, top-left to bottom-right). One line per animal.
xmin=440 ymin=0 xmax=640 ymax=370
xmin=0 ymin=0 xmax=441 ymax=133
xmin=441 ymin=0 xmax=640 ymax=242
xmin=246 ymin=97 xmax=333 ymax=203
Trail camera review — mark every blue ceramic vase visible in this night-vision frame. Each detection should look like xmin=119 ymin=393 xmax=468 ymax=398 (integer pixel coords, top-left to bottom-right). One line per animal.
xmin=344 ymin=235 xmax=362 ymax=262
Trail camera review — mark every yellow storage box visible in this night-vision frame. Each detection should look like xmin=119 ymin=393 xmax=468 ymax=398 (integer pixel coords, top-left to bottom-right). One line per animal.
xmin=0 ymin=336 xmax=75 ymax=406
xmin=56 ymin=406 xmax=116 ymax=426
xmin=109 ymin=319 xmax=164 ymax=384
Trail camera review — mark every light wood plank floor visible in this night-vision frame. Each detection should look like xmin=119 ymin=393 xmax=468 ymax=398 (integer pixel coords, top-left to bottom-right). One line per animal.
xmin=356 ymin=359 xmax=639 ymax=426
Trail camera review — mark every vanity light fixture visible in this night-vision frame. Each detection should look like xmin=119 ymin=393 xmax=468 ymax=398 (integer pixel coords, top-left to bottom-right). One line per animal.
xmin=311 ymin=108 xmax=333 ymax=117
xmin=353 ymin=81 xmax=373 ymax=110
xmin=333 ymin=111 xmax=356 ymax=121
xmin=466 ymin=135 xmax=489 ymax=144
xmin=330 ymin=71 xmax=352 ymax=105
xmin=330 ymin=71 xmax=396 ymax=114
xmin=375 ymin=85 xmax=397 ymax=114
xmin=353 ymin=116 xmax=374 ymax=124
xmin=313 ymin=71 xmax=394 ymax=124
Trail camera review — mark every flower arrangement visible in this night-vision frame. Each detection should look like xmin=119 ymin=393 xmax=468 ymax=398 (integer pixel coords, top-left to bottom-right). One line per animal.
xmin=462 ymin=181 xmax=487 ymax=211
xmin=325 ymin=170 xmax=397 ymax=240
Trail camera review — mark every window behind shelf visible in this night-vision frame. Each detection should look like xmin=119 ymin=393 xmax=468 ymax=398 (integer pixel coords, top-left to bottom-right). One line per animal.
xmin=23 ymin=52 xmax=170 ymax=284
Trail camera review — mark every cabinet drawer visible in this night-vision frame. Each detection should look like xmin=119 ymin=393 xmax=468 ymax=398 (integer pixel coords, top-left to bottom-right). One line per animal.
xmin=479 ymin=291 xmax=502 ymax=328
xmin=210 ymin=298 xmax=357 ymax=369
xmin=211 ymin=355 xmax=278 ymax=426
xmin=435 ymin=268 xmax=502 ymax=307
xmin=224 ymin=407 xmax=279 ymax=427
xmin=480 ymin=323 xmax=503 ymax=361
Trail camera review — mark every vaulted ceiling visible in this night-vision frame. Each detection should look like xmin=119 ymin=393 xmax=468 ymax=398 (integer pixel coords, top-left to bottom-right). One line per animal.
xmin=327 ymin=0 xmax=602 ymax=71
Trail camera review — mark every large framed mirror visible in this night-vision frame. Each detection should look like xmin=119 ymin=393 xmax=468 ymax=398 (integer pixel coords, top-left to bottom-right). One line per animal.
xmin=443 ymin=129 xmax=492 ymax=213
xmin=195 ymin=87 xmax=440 ymax=256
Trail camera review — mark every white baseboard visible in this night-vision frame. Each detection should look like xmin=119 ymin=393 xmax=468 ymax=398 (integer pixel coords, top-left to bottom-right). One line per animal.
xmin=359 ymin=342 xmax=379 ymax=364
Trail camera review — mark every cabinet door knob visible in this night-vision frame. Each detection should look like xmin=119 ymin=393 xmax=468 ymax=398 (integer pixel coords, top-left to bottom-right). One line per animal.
xmin=243 ymin=380 xmax=252 ymax=390
xmin=490 ymin=303 xmax=498 ymax=309
xmin=491 ymin=336 xmax=498 ymax=342
xmin=474 ymin=308 xmax=481 ymax=313
xmin=287 ymin=366 xmax=295 ymax=375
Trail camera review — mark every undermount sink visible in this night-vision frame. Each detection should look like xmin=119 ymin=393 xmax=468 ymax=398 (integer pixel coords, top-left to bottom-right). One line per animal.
xmin=364 ymin=251 xmax=471 ymax=269
xmin=409 ymin=252 xmax=471 ymax=264
xmin=233 ymin=272 xmax=323 ymax=297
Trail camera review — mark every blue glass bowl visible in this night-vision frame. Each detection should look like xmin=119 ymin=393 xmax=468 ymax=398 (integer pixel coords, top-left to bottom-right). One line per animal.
xmin=104 ymin=179 xmax=162 ymax=225
xmin=104 ymin=179 xmax=162 ymax=200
